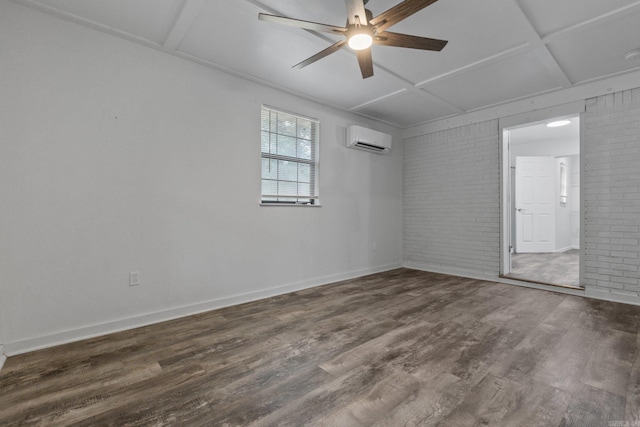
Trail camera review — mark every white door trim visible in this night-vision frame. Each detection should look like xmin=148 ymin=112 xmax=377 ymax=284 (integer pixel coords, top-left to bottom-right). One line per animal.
xmin=498 ymin=101 xmax=585 ymax=280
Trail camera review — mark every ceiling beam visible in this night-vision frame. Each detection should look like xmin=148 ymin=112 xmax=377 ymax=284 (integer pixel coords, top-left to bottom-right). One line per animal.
xmin=163 ymin=0 xmax=207 ymax=50
xmin=543 ymin=0 xmax=640 ymax=43
xmin=415 ymin=89 xmax=466 ymax=114
xmin=415 ymin=43 xmax=530 ymax=88
xmin=500 ymin=0 xmax=573 ymax=89
xmin=403 ymin=69 xmax=640 ymax=137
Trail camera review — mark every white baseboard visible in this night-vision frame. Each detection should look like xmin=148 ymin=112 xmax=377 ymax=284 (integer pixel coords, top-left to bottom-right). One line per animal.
xmin=585 ymin=287 xmax=640 ymax=306
xmin=0 ymin=345 xmax=6 ymax=372
xmin=403 ymin=261 xmax=499 ymax=283
xmin=554 ymin=246 xmax=574 ymax=253
xmin=3 ymin=262 xmax=403 ymax=356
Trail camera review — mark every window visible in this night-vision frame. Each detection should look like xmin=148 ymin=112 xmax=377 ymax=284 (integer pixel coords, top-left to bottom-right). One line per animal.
xmin=261 ymin=106 xmax=319 ymax=205
xmin=560 ymin=162 xmax=568 ymax=205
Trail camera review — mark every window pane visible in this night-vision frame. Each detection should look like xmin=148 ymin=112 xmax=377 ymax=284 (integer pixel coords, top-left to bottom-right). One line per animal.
xmin=298 ymin=163 xmax=310 ymax=183
xmin=277 ymin=135 xmax=297 ymax=157
xmin=279 ymin=180 xmax=297 ymax=195
xmin=298 ymin=183 xmax=311 ymax=197
xmin=261 ymin=131 xmax=271 ymax=153
xmin=262 ymin=158 xmax=277 ymax=180
xmin=262 ymin=179 xmax=278 ymax=195
xmin=297 ymin=119 xmax=312 ymax=140
xmin=278 ymin=160 xmax=297 ymax=182
xmin=297 ymin=139 xmax=312 ymax=160
xmin=277 ymin=114 xmax=296 ymax=136
xmin=261 ymin=111 xmax=269 ymax=132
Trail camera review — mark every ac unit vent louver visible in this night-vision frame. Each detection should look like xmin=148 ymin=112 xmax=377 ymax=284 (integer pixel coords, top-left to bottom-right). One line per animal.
xmin=346 ymin=125 xmax=392 ymax=154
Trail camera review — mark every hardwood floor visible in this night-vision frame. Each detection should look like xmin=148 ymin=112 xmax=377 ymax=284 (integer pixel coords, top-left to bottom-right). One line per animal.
xmin=1 ymin=268 xmax=639 ymax=426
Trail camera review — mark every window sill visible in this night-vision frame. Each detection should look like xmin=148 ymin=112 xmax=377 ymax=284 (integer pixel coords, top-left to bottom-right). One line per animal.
xmin=260 ymin=203 xmax=322 ymax=207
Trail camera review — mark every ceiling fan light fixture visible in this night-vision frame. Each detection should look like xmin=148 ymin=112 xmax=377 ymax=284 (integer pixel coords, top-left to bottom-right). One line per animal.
xmin=348 ymin=29 xmax=373 ymax=50
xmin=259 ymin=0 xmax=447 ymax=79
xmin=546 ymin=119 xmax=571 ymax=128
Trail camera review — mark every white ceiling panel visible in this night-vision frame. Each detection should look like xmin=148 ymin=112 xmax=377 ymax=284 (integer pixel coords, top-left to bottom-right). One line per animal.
xmin=13 ymin=0 xmax=640 ymax=128
xmin=547 ymin=9 xmax=640 ymax=84
xmin=516 ymin=0 xmax=639 ymax=38
xmin=32 ymin=0 xmax=186 ymax=43
xmin=371 ymin=0 xmax=529 ymax=83
xmin=177 ymin=1 xmax=406 ymax=109
xmin=425 ymin=48 xmax=561 ymax=111
xmin=357 ymin=90 xmax=457 ymax=127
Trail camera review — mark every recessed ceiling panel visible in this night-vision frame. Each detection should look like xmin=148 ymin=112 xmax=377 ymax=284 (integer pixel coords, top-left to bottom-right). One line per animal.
xmin=547 ymin=10 xmax=640 ymax=83
xmin=357 ymin=90 xmax=457 ymax=127
xmin=426 ymin=48 xmax=560 ymax=111
xmin=178 ymin=1 xmax=406 ymax=109
xmin=35 ymin=0 xmax=186 ymax=43
xmin=370 ymin=0 xmax=530 ymax=83
xmin=516 ymin=0 xmax=639 ymax=38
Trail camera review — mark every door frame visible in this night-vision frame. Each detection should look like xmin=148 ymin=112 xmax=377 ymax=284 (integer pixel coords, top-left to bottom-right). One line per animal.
xmin=498 ymin=101 xmax=586 ymax=286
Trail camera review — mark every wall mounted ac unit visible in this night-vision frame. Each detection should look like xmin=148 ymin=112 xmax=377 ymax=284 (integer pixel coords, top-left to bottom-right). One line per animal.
xmin=346 ymin=125 xmax=392 ymax=154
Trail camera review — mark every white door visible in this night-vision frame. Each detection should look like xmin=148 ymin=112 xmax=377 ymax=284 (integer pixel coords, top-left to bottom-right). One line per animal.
xmin=515 ymin=156 xmax=555 ymax=253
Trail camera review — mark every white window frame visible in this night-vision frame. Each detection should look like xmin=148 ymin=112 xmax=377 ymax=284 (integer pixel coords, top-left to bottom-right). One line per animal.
xmin=260 ymin=105 xmax=320 ymax=206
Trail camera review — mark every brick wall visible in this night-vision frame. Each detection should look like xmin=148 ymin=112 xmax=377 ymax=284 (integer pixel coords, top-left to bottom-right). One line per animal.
xmin=403 ymin=88 xmax=640 ymax=304
xmin=403 ymin=120 xmax=501 ymax=276
xmin=583 ymin=88 xmax=640 ymax=302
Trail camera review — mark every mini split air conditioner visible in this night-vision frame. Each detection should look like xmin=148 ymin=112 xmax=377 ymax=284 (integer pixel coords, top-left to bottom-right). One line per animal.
xmin=346 ymin=125 xmax=392 ymax=154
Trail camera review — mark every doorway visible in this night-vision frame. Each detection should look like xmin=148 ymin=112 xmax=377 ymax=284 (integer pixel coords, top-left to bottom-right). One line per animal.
xmin=502 ymin=116 xmax=582 ymax=288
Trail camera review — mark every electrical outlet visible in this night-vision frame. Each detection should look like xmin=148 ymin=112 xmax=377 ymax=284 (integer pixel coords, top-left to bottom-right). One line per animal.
xmin=129 ymin=271 xmax=140 ymax=286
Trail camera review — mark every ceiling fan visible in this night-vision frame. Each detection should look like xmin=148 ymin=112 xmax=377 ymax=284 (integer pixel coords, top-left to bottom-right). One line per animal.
xmin=258 ymin=0 xmax=448 ymax=79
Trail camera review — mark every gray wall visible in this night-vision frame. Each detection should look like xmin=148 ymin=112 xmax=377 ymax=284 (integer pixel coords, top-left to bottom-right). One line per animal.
xmin=0 ymin=2 xmax=404 ymax=354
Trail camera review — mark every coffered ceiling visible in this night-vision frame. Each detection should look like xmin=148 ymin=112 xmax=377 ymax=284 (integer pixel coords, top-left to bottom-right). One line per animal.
xmin=13 ymin=0 xmax=640 ymax=128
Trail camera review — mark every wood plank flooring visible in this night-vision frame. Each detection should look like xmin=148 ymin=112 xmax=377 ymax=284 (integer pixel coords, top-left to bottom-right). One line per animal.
xmin=1 ymin=268 xmax=640 ymax=426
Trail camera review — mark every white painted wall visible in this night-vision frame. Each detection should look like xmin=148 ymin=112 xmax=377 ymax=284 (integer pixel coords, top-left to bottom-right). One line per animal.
xmin=0 ymin=2 xmax=403 ymax=354
xmin=509 ymin=138 xmax=579 ymax=164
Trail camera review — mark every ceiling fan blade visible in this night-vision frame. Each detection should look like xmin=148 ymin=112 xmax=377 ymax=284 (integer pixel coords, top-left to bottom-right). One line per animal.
xmin=370 ymin=0 xmax=439 ymax=33
xmin=293 ymin=40 xmax=347 ymax=69
xmin=356 ymin=48 xmax=374 ymax=79
xmin=259 ymin=13 xmax=347 ymax=35
xmin=344 ymin=0 xmax=368 ymax=25
xmin=374 ymin=31 xmax=447 ymax=51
